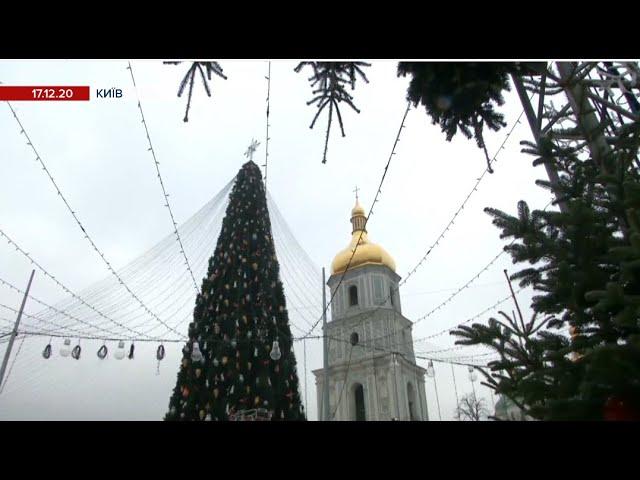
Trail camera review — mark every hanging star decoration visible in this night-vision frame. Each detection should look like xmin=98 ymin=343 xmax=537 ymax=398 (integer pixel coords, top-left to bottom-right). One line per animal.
xmin=164 ymin=61 xmax=227 ymax=122
xmin=294 ymin=62 xmax=370 ymax=164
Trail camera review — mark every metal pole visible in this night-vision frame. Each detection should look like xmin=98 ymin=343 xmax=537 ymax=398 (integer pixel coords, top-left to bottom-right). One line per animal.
xmin=0 ymin=269 xmax=35 ymax=388
xmin=263 ymin=61 xmax=271 ymax=189
xmin=303 ymin=337 xmax=308 ymax=417
xmin=322 ymin=267 xmax=330 ymax=421
xmin=511 ymin=73 xmax=568 ymax=214
xmin=432 ymin=373 xmax=442 ymax=421
xmin=451 ymin=363 xmax=460 ymax=413
xmin=556 ymin=62 xmax=613 ymax=175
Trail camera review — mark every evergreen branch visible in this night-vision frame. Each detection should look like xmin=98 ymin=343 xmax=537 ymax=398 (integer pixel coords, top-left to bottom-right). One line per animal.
xmin=296 ymin=62 xmax=370 ymax=163
xmin=165 ymin=61 xmax=227 ymax=122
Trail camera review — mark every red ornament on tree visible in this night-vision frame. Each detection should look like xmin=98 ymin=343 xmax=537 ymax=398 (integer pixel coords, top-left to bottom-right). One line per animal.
xmin=604 ymin=396 xmax=639 ymax=421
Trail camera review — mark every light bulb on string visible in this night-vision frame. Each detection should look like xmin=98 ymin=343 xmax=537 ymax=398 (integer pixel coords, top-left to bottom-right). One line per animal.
xmin=115 ymin=340 xmax=126 ymax=360
xmin=426 ymin=360 xmax=435 ymax=378
xmin=60 ymin=338 xmax=71 ymax=357
xmin=71 ymin=342 xmax=81 ymax=360
xmin=42 ymin=342 xmax=52 ymax=359
xmin=97 ymin=344 xmax=108 ymax=359
xmin=191 ymin=341 xmax=204 ymax=363
xmin=270 ymin=340 xmax=281 ymax=361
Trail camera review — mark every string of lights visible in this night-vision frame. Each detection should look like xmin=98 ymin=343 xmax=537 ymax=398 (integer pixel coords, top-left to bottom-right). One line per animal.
xmin=0 ymin=276 xmax=124 ymax=338
xmin=400 ymin=109 xmax=527 ymax=288
xmin=1 ymin=331 xmax=493 ymax=407
xmin=123 ymin=198 xmax=233 ymax=338
xmin=323 ymin=333 xmax=494 ymax=369
xmin=268 ymin=193 xmax=323 ymax=282
xmin=0 ymin=301 xmax=124 ymax=341
xmin=263 ymin=61 xmax=271 ymax=188
xmin=1 ymin=179 xmax=319 ymax=350
xmin=268 ymin=196 xmax=324 ymax=326
xmin=0 ymin=224 xmax=191 ymax=340
xmin=3 ymin=215 xmax=325 ymax=348
xmin=5 ymin=102 xmax=180 ymax=339
xmin=402 ymin=281 xmax=504 ymax=297
xmin=126 ymin=61 xmax=199 ymax=296
xmin=416 ymin=343 xmax=488 ymax=355
xmin=0 ymin=333 xmax=26 ymax=394
xmin=0 ymin=228 xmax=154 ymax=340
xmin=14 ymin=180 xmax=232 ymax=341
xmin=73 ymin=186 xmax=232 ymax=338
xmin=16 ymin=329 xmax=185 ymax=344
xmin=385 ymin=199 xmax=555 ymax=351
xmin=269 ymin=220 xmax=322 ymax=312
xmin=300 ymin=101 xmax=412 ymax=338
xmin=410 ymin=246 xmax=511 ymax=327
xmin=413 ymin=287 xmax=526 ymax=343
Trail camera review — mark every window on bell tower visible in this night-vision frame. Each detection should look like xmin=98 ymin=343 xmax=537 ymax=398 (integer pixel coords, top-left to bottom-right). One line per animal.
xmin=349 ymin=285 xmax=358 ymax=306
xmin=372 ymin=276 xmax=383 ymax=305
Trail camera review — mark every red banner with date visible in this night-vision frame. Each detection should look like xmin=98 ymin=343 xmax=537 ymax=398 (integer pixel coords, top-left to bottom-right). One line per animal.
xmin=0 ymin=86 xmax=90 ymax=101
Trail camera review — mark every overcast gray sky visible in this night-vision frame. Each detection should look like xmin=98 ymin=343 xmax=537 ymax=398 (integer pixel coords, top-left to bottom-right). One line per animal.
xmin=0 ymin=60 xmax=553 ymax=420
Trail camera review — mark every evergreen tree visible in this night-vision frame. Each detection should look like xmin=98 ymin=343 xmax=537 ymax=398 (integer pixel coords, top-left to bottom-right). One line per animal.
xmin=165 ymin=161 xmax=305 ymax=421
xmin=451 ymin=120 xmax=640 ymax=420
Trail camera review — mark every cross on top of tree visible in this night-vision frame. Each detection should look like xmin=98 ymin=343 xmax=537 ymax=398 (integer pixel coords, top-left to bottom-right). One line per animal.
xmin=244 ymin=139 xmax=260 ymax=162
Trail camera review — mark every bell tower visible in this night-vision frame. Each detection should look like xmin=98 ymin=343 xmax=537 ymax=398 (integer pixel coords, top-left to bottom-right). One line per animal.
xmin=313 ymin=198 xmax=428 ymax=421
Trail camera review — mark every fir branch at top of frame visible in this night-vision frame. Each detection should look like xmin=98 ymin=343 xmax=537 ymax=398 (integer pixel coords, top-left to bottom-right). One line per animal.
xmin=396 ymin=62 xmax=543 ymax=174
xmin=295 ymin=62 xmax=371 ymax=164
xmin=164 ymin=61 xmax=228 ymax=122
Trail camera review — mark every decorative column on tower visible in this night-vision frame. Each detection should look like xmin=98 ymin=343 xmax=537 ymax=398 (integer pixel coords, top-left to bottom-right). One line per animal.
xmin=313 ymin=195 xmax=428 ymax=421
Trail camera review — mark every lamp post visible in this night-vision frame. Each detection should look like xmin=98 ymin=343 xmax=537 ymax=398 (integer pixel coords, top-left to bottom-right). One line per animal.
xmin=427 ymin=360 xmax=442 ymax=421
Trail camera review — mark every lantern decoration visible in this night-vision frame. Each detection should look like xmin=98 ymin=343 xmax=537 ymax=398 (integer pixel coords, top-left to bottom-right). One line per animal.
xmin=115 ymin=340 xmax=126 ymax=360
xmin=426 ymin=360 xmax=435 ymax=378
xmin=60 ymin=338 xmax=71 ymax=357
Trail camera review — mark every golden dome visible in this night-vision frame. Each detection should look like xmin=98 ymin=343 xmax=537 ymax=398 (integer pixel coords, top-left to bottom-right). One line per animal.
xmin=331 ymin=200 xmax=396 ymax=275
xmin=351 ymin=200 xmax=365 ymax=217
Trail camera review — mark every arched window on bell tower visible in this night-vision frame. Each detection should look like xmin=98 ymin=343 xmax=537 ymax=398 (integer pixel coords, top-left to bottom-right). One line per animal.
xmin=353 ymin=383 xmax=366 ymax=421
xmin=349 ymin=285 xmax=358 ymax=306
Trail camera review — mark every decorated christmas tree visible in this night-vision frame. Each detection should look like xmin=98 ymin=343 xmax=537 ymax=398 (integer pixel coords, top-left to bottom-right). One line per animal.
xmin=165 ymin=160 xmax=305 ymax=421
